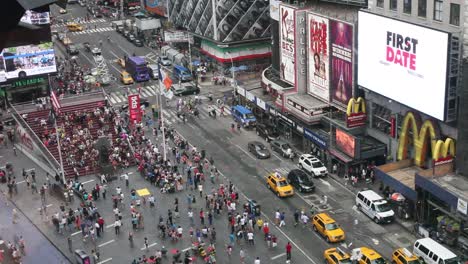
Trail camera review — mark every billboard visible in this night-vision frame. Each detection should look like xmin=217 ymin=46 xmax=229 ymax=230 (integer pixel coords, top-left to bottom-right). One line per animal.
xmin=145 ymin=0 xmax=168 ymax=17
xmin=357 ymin=11 xmax=449 ymax=120
xmin=307 ymin=13 xmax=330 ymax=102
xmin=279 ymin=5 xmax=296 ymax=84
xmin=0 ymin=9 xmax=56 ymax=83
xmin=330 ymin=20 xmax=353 ymax=108
xmin=168 ymin=0 xmax=271 ymax=43
xmin=128 ymin=94 xmax=142 ymax=122
xmin=270 ymin=0 xmax=281 ymax=21
xmin=336 ymin=128 xmax=355 ymax=157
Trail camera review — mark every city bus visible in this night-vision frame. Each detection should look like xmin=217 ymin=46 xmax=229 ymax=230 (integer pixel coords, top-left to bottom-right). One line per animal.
xmin=125 ymin=56 xmax=150 ymax=82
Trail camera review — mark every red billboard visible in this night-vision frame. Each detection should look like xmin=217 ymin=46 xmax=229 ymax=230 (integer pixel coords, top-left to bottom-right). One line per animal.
xmin=128 ymin=94 xmax=141 ymax=122
xmin=336 ymin=128 xmax=355 ymax=157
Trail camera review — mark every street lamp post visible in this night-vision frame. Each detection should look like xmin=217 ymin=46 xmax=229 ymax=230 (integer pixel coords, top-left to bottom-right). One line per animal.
xmin=227 ymin=52 xmax=236 ymax=102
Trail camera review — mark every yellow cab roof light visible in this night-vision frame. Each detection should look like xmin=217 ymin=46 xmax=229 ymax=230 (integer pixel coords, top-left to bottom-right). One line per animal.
xmin=337 ymin=247 xmax=348 ymax=257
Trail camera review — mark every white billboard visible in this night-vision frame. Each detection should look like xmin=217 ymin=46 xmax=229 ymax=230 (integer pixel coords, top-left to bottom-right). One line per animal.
xmin=307 ymin=13 xmax=330 ymax=102
xmin=279 ymin=5 xmax=296 ymax=85
xmin=358 ymin=11 xmax=449 ymax=120
xmin=270 ymin=0 xmax=281 ymax=21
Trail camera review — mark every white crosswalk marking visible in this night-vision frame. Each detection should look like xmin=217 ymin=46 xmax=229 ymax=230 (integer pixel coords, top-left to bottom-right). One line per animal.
xmin=71 ymin=27 xmax=113 ymax=35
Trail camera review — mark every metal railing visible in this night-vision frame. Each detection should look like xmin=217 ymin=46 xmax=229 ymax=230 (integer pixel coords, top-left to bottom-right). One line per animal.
xmin=9 ymin=104 xmax=61 ymax=175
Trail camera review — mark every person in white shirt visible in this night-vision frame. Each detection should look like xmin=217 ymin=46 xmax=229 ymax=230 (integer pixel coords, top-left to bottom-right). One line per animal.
xmin=247 ymin=231 xmax=254 ymax=245
xmin=116 ymin=186 xmax=121 ymax=194
xmin=254 ymin=257 xmax=261 ymax=264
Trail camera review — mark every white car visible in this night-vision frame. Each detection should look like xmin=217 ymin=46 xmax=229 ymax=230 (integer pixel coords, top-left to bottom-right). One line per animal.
xmin=298 ymin=154 xmax=328 ymax=177
xmin=59 ymin=9 xmax=67 ymax=14
xmin=159 ymin=56 xmax=172 ymax=66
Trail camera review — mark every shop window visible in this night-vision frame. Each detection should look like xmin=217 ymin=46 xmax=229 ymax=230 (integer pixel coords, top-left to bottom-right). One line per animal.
xmin=450 ymin=3 xmax=460 ymax=26
xmin=371 ymin=104 xmax=391 ymax=135
xmin=376 ymin=0 xmax=384 ymax=8
xmin=403 ymin=0 xmax=412 ymax=14
xmin=418 ymin=0 xmax=427 ymax=17
xmin=389 ymin=0 xmax=398 ymax=10
xmin=433 ymin=0 xmax=443 ymax=21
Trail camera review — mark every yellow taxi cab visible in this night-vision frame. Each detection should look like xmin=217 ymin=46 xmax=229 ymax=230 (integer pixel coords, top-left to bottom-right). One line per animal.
xmin=392 ymin=248 xmax=423 ymax=264
xmin=312 ymin=213 xmax=345 ymax=242
xmin=117 ymin=58 xmax=125 ymax=68
xmin=355 ymin=247 xmax=387 ymax=264
xmin=324 ymin=247 xmax=352 ymax=264
xmin=120 ymin=71 xmax=134 ymax=84
xmin=266 ymin=172 xmax=294 ymax=197
xmin=66 ymin=23 xmax=83 ymax=32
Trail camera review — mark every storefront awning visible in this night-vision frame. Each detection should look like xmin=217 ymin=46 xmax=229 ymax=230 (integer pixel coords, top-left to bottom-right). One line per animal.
xmin=329 ymin=148 xmax=353 ymax=163
xmin=375 ymin=167 xmax=417 ymax=201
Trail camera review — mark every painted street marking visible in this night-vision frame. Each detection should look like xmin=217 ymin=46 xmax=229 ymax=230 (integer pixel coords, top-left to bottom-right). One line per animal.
xmin=16 ymin=181 xmax=25 ymax=184
xmin=140 ymin=242 xmax=157 ymax=250
xmin=98 ymin=258 xmax=113 ymax=264
xmin=271 ymin=253 xmax=286 ymax=260
xmin=98 ymin=239 xmax=115 ymax=248
xmin=82 ymin=179 xmax=95 ymax=184
xmin=182 ymin=247 xmax=191 ymax=252
xmin=235 ymin=145 xmax=256 ymax=160
xmin=71 ymin=231 xmax=81 ymax=237
xmin=319 ymin=178 xmax=331 ymax=187
xmin=106 ymin=223 xmax=115 ymax=228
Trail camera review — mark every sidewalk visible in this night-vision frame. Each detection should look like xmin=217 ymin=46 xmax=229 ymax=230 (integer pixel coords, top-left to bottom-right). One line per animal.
xmin=0 ymin=147 xmax=71 ymax=263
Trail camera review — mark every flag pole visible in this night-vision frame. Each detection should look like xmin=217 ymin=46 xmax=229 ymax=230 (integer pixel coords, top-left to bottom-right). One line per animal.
xmin=157 ymin=62 xmax=167 ymax=162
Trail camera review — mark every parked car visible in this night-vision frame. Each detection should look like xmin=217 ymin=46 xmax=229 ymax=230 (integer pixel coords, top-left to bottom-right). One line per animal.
xmin=171 ymin=83 xmax=200 ymax=96
xmin=133 ymin=38 xmax=143 ymax=47
xmin=247 ymin=141 xmax=270 ymax=159
xmin=287 ymin=169 xmax=315 ymax=192
xmin=126 ymin=34 xmax=136 ymax=41
xmin=256 ymin=123 xmax=279 ymax=142
xmin=66 ymin=44 xmax=79 ymax=55
xmin=116 ymin=25 xmax=124 ymax=33
xmin=298 ymin=154 xmax=328 ymax=177
xmin=270 ymin=140 xmax=295 ymax=159
xmin=123 ymin=30 xmax=130 ymax=38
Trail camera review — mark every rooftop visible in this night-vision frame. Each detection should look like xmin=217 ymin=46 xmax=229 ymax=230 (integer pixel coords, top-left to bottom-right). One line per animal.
xmin=430 ymin=173 xmax=468 ymax=201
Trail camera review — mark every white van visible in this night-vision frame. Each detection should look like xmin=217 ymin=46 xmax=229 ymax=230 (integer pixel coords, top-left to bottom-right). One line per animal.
xmin=413 ymin=238 xmax=460 ymax=264
xmin=356 ymin=190 xmax=395 ymax=224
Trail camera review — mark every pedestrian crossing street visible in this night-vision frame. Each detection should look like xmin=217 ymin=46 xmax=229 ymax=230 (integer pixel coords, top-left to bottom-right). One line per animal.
xmin=159 ymin=104 xmax=232 ymax=126
xmin=51 ymin=18 xmax=107 ymax=27
xmin=71 ymin=27 xmax=114 ymax=35
xmin=108 ymin=85 xmax=158 ymax=105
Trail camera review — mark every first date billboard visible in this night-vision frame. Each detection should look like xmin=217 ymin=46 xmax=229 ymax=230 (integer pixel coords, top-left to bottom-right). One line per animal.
xmin=357 ymin=11 xmax=449 ymax=120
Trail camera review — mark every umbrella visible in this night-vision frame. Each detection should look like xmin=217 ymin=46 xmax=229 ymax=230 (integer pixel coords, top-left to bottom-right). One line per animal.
xmin=391 ymin=192 xmax=405 ymax=202
xmin=238 ymin=65 xmax=248 ymax=71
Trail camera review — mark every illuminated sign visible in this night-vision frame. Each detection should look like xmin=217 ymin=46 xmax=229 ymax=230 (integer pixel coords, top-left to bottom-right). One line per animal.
xmin=397 ymin=112 xmax=455 ymax=167
xmin=346 ymin=97 xmax=366 ymax=128
xmin=11 ymin=77 xmax=46 ymax=88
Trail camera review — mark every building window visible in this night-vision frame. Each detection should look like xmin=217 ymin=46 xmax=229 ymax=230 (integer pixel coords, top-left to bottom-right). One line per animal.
xmin=450 ymin=3 xmax=460 ymax=26
xmin=433 ymin=0 xmax=443 ymax=21
xmin=389 ymin=0 xmax=398 ymax=10
xmin=403 ymin=0 xmax=412 ymax=13
xmin=376 ymin=0 xmax=384 ymax=7
xmin=371 ymin=104 xmax=392 ymax=135
xmin=418 ymin=0 xmax=427 ymax=17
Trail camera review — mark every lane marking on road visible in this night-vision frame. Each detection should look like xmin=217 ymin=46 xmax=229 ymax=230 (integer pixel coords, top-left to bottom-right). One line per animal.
xmin=82 ymin=179 xmax=95 ymax=184
xmin=71 ymin=231 xmax=81 ymax=236
xmin=272 ymin=153 xmax=283 ymax=160
xmin=234 ymin=144 xmax=256 ymax=160
xmin=319 ymin=178 xmax=331 ymax=187
xmin=106 ymin=223 xmax=115 ymax=228
xmin=98 ymin=239 xmax=115 ymax=248
xmin=140 ymin=242 xmax=157 ymax=250
xmin=16 ymin=181 xmax=25 ymax=184
xmin=271 ymin=253 xmax=286 ymax=260
xmin=109 ymin=50 xmax=120 ymax=59
xmin=97 ymin=257 xmax=112 ymax=264
xmin=182 ymin=247 xmax=191 ymax=252
xmin=37 ymin=204 xmax=53 ymax=210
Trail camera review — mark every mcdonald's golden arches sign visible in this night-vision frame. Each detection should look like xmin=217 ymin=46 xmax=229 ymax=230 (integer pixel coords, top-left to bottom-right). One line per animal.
xmin=346 ymin=97 xmax=366 ymax=128
xmin=397 ymin=112 xmax=455 ymax=167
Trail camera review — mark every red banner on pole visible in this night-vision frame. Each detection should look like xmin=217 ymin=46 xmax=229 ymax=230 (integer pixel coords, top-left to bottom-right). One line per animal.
xmin=128 ymin=94 xmax=141 ymax=122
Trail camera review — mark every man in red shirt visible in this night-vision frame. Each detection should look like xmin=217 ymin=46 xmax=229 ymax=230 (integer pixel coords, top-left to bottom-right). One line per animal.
xmin=286 ymin=241 xmax=292 ymax=260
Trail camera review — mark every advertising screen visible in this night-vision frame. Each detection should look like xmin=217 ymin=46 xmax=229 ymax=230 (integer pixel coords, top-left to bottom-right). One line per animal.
xmin=279 ymin=5 xmax=296 ymax=84
xmin=336 ymin=128 xmax=355 ymax=157
xmin=330 ymin=20 xmax=353 ymax=107
xmin=168 ymin=0 xmax=271 ymax=43
xmin=128 ymin=94 xmax=142 ymax=122
xmin=307 ymin=13 xmax=329 ymax=102
xmin=357 ymin=11 xmax=449 ymax=120
xmin=0 ymin=9 xmax=56 ymax=83
xmin=145 ymin=0 xmax=168 ymax=17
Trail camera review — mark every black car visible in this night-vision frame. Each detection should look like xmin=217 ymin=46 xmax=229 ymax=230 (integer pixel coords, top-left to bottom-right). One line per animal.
xmin=126 ymin=34 xmax=136 ymax=41
xmin=287 ymin=169 xmax=315 ymax=192
xmin=171 ymin=84 xmax=200 ymax=96
xmin=116 ymin=25 xmax=124 ymax=33
xmin=247 ymin=141 xmax=270 ymax=159
xmin=133 ymin=39 xmax=143 ymax=47
xmin=256 ymin=123 xmax=280 ymax=142
xmin=123 ymin=30 xmax=130 ymax=38
xmin=66 ymin=44 xmax=79 ymax=55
